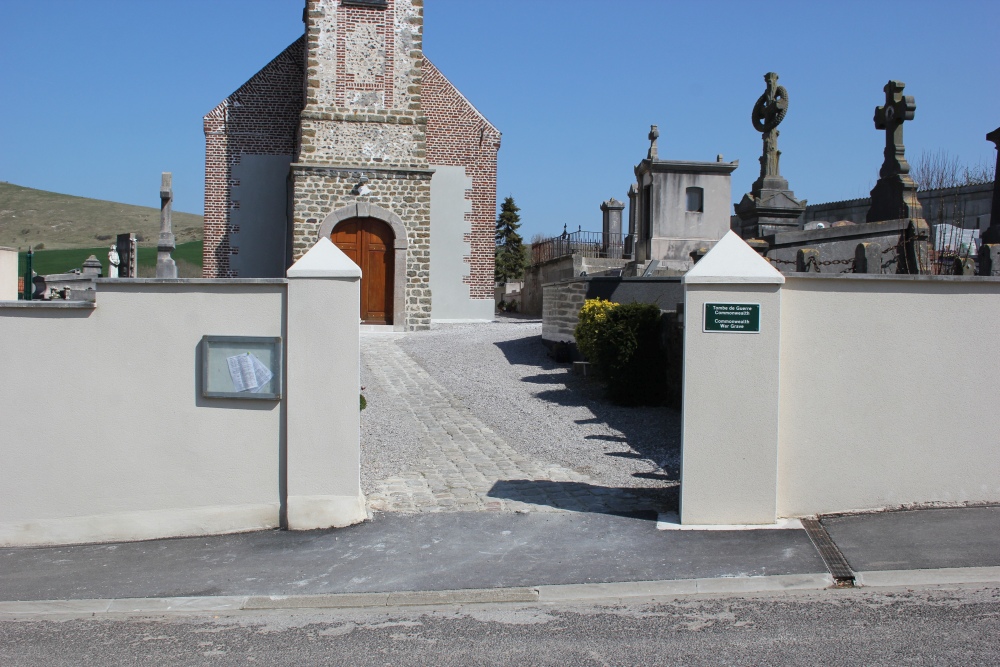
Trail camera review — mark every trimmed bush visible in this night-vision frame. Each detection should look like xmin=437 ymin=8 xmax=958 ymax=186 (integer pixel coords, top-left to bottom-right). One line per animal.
xmin=576 ymin=299 xmax=666 ymax=406
xmin=574 ymin=297 xmax=618 ymax=365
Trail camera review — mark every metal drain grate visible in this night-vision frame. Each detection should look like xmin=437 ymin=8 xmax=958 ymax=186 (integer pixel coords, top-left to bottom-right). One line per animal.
xmin=802 ymin=518 xmax=855 ymax=585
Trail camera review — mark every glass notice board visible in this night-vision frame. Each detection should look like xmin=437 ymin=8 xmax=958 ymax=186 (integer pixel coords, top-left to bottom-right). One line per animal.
xmin=201 ymin=336 xmax=282 ymax=400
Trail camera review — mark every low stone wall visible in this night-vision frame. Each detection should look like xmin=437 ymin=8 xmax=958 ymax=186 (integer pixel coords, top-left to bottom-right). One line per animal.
xmin=541 ymin=276 xmax=685 ymax=346
xmin=523 ymin=255 xmax=627 ymax=317
xmin=542 ymin=279 xmax=587 ymax=345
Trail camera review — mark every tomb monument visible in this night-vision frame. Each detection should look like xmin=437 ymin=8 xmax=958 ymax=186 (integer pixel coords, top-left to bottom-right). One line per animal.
xmin=735 ymin=72 xmax=806 ymax=239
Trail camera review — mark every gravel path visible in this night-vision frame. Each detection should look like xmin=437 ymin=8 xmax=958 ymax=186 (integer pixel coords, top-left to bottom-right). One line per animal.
xmin=360 ymin=318 xmax=680 ymax=514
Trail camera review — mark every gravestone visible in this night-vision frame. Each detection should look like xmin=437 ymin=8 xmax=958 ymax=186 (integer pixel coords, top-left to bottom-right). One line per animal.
xmin=735 ymin=72 xmax=806 ymax=238
xmin=600 ymin=197 xmax=624 ymax=258
xmin=157 ymin=172 xmax=178 ymax=278
xmin=866 ymin=80 xmax=925 ymax=223
xmin=116 ymin=233 xmax=137 ymax=278
xmin=981 ymin=127 xmax=1000 ymax=244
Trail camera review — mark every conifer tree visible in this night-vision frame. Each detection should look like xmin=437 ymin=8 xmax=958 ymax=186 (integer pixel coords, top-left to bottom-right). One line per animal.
xmin=494 ymin=196 xmax=527 ymax=284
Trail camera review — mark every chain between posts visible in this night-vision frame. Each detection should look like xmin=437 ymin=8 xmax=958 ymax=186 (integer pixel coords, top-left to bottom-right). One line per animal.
xmin=766 ymin=256 xmax=856 ymax=272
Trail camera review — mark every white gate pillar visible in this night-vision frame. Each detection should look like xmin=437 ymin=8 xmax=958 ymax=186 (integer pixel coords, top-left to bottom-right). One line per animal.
xmin=680 ymin=231 xmax=785 ymax=524
xmin=285 ymin=238 xmax=366 ymax=529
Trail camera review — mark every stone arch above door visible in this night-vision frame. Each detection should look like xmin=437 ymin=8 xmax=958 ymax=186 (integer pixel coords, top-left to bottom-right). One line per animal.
xmin=319 ymin=203 xmax=407 ymax=330
xmin=318 ymin=203 xmax=408 ymax=251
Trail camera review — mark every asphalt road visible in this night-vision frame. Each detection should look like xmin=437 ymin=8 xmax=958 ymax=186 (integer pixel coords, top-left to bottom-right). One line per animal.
xmin=2 ymin=585 xmax=999 ymax=666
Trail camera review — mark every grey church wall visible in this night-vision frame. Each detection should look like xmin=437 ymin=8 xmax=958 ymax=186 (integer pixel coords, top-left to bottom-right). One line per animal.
xmin=430 ymin=165 xmax=493 ymax=322
xmin=230 ymin=155 xmax=294 ymax=278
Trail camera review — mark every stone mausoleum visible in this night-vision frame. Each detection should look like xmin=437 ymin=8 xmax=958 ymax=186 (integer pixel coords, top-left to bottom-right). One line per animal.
xmin=629 ymin=126 xmax=739 ymax=272
xmin=203 ymin=0 xmax=501 ymax=329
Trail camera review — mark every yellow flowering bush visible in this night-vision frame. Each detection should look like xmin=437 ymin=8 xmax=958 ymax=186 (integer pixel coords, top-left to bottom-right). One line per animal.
xmin=574 ymin=298 xmax=618 ymax=364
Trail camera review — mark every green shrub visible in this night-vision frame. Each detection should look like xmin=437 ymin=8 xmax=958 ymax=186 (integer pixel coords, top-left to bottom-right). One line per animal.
xmin=591 ymin=302 xmax=666 ymax=406
xmin=574 ymin=298 xmax=618 ymax=365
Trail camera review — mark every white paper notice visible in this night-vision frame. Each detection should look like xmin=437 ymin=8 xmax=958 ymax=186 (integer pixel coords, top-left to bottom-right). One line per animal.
xmin=250 ymin=354 xmax=274 ymax=393
xmin=227 ymin=353 xmax=259 ymax=392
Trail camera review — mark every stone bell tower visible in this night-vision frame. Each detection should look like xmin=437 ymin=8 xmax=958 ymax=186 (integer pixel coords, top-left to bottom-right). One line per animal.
xmin=292 ymin=0 xmax=433 ymax=329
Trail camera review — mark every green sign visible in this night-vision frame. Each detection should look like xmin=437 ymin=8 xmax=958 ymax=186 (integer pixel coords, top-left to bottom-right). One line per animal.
xmin=703 ymin=303 xmax=760 ymax=333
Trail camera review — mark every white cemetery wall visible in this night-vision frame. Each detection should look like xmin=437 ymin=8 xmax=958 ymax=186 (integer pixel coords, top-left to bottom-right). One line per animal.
xmin=0 ymin=247 xmax=17 ymax=300
xmin=776 ymin=274 xmax=1000 ymax=516
xmin=0 ymin=281 xmax=286 ymax=546
xmin=680 ymin=232 xmax=1000 ymax=524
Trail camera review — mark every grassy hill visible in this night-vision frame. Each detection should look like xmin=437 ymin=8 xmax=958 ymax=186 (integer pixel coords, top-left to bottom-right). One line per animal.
xmin=0 ymin=181 xmax=203 ymax=251
xmin=18 ymin=241 xmax=204 ymax=279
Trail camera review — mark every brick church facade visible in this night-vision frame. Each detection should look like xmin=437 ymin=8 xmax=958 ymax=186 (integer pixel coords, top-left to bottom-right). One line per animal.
xmin=203 ymin=0 xmax=500 ymax=329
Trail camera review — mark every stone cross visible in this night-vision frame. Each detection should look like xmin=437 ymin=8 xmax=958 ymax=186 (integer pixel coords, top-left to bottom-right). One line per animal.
xmin=156 ymin=172 xmax=178 ymax=278
xmin=981 ymin=127 xmax=1000 ymax=243
xmin=647 ymin=125 xmax=659 ymax=160
xmin=866 ymin=80 xmax=924 ymax=226
xmin=751 ymin=72 xmax=788 ymax=185
xmin=873 ymin=80 xmax=917 ymax=179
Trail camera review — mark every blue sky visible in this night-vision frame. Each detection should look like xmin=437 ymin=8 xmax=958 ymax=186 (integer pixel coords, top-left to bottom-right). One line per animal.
xmin=1 ymin=0 xmax=997 ymax=242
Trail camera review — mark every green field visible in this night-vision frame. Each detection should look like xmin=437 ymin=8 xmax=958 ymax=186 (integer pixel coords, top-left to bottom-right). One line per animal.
xmin=19 ymin=241 xmax=203 ymax=279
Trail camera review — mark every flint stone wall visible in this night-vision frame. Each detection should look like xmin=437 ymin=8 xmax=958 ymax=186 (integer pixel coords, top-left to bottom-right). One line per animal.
xmin=292 ymin=165 xmax=433 ymax=329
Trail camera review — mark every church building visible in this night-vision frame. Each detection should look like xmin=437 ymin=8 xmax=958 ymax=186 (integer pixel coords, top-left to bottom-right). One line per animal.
xmin=203 ymin=0 xmax=501 ymax=329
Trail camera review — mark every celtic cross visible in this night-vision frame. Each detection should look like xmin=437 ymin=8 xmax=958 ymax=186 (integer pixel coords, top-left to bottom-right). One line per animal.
xmin=751 ymin=72 xmax=788 ymax=184
xmin=874 ymin=80 xmax=916 ymax=179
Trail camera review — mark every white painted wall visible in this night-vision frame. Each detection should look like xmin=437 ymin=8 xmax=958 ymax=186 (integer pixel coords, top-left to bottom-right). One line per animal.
xmin=0 ymin=239 xmax=366 ymax=546
xmin=777 ymin=275 xmax=1000 ymax=516
xmin=681 ymin=233 xmax=1000 ymax=522
xmin=0 ymin=282 xmax=286 ymax=546
xmin=0 ymin=247 xmax=17 ymax=300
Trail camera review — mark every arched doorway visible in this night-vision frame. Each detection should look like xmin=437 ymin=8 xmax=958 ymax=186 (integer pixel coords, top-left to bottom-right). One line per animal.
xmin=331 ymin=217 xmax=395 ymax=324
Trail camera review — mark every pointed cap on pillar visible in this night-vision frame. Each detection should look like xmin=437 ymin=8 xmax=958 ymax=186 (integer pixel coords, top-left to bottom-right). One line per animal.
xmin=287 ymin=237 xmax=362 ymax=279
xmin=682 ymin=231 xmax=785 ymax=284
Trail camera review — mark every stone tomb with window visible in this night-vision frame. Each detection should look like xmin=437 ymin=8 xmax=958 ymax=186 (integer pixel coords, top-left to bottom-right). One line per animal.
xmin=627 ymin=127 xmax=739 ymax=274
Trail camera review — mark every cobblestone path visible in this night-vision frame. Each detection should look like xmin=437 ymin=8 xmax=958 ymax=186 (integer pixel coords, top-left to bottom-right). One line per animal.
xmin=362 ymin=335 xmax=672 ymax=515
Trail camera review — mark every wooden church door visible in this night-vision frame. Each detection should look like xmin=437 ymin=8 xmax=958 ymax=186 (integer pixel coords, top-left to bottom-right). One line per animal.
xmin=330 ymin=218 xmax=394 ymax=325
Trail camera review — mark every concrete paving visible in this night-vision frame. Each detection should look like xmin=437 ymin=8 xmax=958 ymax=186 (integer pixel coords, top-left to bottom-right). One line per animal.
xmin=821 ymin=505 xmax=1000 ymax=572
xmin=0 ymin=512 xmax=825 ymax=602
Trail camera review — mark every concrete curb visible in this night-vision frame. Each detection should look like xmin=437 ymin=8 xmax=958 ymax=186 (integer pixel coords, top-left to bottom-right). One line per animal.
xmin=854 ymin=566 xmax=1000 ymax=588
xmin=536 ymin=573 xmax=834 ymax=601
xmin=0 ymin=575 xmax=833 ymax=617
xmin=4 ymin=569 xmax=1000 ymax=618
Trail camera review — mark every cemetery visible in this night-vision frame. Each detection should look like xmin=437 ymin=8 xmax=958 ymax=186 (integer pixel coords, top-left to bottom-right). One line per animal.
xmin=0 ymin=0 xmax=998 ymax=551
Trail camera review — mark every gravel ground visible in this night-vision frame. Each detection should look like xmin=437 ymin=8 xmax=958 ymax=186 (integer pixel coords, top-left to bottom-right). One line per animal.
xmin=359 ymin=317 xmax=680 ymax=492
